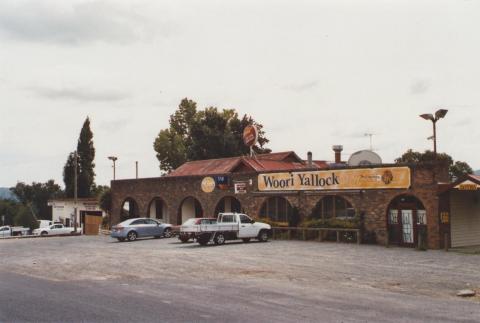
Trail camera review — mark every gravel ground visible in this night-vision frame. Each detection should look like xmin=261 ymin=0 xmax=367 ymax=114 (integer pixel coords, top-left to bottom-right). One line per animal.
xmin=1 ymin=236 xmax=480 ymax=322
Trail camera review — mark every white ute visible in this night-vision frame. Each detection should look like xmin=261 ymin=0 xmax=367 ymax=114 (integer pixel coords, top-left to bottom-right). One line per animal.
xmin=33 ymin=223 xmax=76 ymax=236
xmin=180 ymin=212 xmax=271 ymax=246
xmin=0 ymin=226 xmax=30 ymax=238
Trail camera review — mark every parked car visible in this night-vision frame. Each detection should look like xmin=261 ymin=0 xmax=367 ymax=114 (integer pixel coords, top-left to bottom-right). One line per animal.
xmin=37 ymin=220 xmax=53 ymax=228
xmin=111 ymin=218 xmax=173 ymax=242
xmin=32 ymin=224 xmax=76 ymax=236
xmin=0 ymin=226 xmax=30 ymax=237
xmin=180 ymin=213 xmax=271 ymax=246
xmin=178 ymin=218 xmax=217 ymax=243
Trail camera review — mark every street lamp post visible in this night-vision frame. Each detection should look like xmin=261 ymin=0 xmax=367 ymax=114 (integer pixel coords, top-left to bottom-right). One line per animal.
xmin=74 ymin=151 xmax=78 ymax=233
xmin=108 ymin=156 xmax=118 ymax=180
xmin=419 ymin=109 xmax=448 ymax=158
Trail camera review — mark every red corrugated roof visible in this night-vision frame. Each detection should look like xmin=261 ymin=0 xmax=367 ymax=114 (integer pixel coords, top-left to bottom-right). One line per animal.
xmin=167 ymin=151 xmax=328 ymax=177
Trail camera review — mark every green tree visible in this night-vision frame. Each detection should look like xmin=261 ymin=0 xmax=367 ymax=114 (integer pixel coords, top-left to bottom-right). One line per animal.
xmin=63 ymin=117 xmax=96 ymax=197
xmin=0 ymin=199 xmax=19 ymax=226
xmin=13 ymin=205 xmax=38 ymax=229
xmin=154 ymin=98 xmax=270 ymax=172
xmin=10 ymin=180 xmax=63 ymax=220
xmin=395 ymin=149 xmax=473 ymax=181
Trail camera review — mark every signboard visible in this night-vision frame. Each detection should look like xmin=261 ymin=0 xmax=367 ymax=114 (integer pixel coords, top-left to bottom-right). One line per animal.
xmin=454 ymin=180 xmax=480 ymax=191
xmin=243 ymin=125 xmax=258 ymax=147
xmin=258 ymin=167 xmax=411 ymax=191
xmin=214 ymin=176 xmax=229 ymax=190
xmin=201 ymin=177 xmax=216 ymax=193
xmin=234 ymin=182 xmax=247 ymax=194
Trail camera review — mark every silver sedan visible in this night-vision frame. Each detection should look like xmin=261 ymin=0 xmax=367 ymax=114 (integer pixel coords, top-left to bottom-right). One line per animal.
xmin=111 ymin=218 xmax=173 ymax=242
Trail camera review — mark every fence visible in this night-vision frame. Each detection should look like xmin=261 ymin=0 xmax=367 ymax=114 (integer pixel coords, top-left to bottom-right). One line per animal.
xmin=271 ymin=227 xmax=361 ymax=244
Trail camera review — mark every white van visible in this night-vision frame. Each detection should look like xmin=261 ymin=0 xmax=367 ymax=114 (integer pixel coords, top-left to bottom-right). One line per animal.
xmin=37 ymin=220 xmax=53 ymax=228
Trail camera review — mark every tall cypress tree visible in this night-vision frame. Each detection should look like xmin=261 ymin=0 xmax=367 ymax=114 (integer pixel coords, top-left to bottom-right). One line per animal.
xmin=63 ymin=118 xmax=96 ymax=198
xmin=77 ymin=117 xmax=96 ymax=197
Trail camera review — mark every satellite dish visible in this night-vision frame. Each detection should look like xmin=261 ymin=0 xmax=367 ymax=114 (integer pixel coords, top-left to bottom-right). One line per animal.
xmin=348 ymin=150 xmax=382 ymax=166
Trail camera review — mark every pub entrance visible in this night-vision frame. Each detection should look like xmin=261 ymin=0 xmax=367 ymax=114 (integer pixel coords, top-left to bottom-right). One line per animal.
xmin=387 ymin=195 xmax=427 ymax=247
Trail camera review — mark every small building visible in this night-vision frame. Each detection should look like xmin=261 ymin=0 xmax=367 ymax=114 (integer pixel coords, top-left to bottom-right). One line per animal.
xmin=48 ymin=198 xmax=105 ymax=235
xmin=439 ymin=174 xmax=480 ymax=248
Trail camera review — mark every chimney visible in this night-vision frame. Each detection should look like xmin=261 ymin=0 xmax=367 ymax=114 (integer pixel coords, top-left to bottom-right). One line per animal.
xmin=332 ymin=145 xmax=343 ymax=164
xmin=307 ymin=151 xmax=313 ymax=167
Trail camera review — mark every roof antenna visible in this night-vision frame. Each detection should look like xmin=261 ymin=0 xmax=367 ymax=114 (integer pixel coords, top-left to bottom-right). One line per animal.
xmin=364 ymin=133 xmax=374 ymax=151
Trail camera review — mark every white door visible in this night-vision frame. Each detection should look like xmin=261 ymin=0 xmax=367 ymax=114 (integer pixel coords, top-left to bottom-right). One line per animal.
xmin=238 ymin=214 xmax=258 ymax=238
xmin=401 ymin=210 xmax=414 ymax=244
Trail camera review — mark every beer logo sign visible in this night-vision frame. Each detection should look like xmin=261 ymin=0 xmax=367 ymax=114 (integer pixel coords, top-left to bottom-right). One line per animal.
xmin=243 ymin=125 xmax=258 ymax=147
xmin=201 ymin=177 xmax=216 ymax=193
xmin=382 ymin=170 xmax=394 ymax=185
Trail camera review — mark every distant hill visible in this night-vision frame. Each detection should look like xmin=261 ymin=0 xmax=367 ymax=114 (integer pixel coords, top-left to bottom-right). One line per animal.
xmin=475 ymin=170 xmax=480 ymax=176
xmin=0 ymin=187 xmax=17 ymax=201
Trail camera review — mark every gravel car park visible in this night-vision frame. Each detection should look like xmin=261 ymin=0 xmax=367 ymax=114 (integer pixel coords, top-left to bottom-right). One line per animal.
xmin=1 ymin=236 xmax=479 ymax=322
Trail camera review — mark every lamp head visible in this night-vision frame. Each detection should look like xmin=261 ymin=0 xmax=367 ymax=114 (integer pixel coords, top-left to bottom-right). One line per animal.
xmin=108 ymin=156 xmax=117 ymax=162
xmin=435 ymin=109 xmax=448 ymax=120
xmin=419 ymin=113 xmax=434 ymax=121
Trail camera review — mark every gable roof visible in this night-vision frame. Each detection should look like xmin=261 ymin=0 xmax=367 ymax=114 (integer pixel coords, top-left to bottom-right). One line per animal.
xmin=438 ymin=174 xmax=480 ymax=194
xmin=167 ymin=151 xmax=327 ymax=177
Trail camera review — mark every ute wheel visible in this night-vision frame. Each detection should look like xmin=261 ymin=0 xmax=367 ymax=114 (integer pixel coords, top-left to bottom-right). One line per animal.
xmin=180 ymin=236 xmax=190 ymax=243
xmin=258 ymin=230 xmax=269 ymax=242
xmin=127 ymin=231 xmax=137 ymax=242
xmin=214 ymin=233 xmax=226 ymax=245
xmin=41 ymin=231 xmax=48 ymax=236
xmin=117 ymin=238 xmax=125 ymax=242
xmin=242 ymin=238 xmax=251 ymax=243
xmin=163 ymin=228 xmax=172 ymax=238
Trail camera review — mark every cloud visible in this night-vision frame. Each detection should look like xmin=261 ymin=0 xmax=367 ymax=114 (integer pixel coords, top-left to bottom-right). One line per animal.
xmin=283 ymin=80 xmax=319 ymax=92
xmin=27 ymin=86 xmax=130 ymax=102
xmin=0 ymin=1 xmax=154 ymax=44
xmin=410 ymin=79 xmax=430 ymax=95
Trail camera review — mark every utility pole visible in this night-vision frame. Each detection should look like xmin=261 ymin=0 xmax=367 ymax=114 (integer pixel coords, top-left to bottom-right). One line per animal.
xmin=135 ymin=161 xmax=138 ymax=179
xmin=74 ymin=151 xmax=78 ymax=233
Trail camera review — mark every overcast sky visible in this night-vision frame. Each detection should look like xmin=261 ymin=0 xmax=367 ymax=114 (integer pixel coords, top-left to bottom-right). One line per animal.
xmin=1 ymin=0 xmax=479 ymax=188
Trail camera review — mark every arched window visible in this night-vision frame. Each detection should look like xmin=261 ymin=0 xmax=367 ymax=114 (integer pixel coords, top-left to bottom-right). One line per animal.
xmin=215 ymin=196 xmax=242 ymax=215
xmin=120 ymin=198 xmax=140 ymax=221
xmin=311 ymin=196 xmax=355 ymax=219
xmin=148 ymin=197 xmax=168 ymax=221
xmin=259 ymin=197 xmax=293 ymax=222
xmin=178 ymin=197 xmax=203 ymax=224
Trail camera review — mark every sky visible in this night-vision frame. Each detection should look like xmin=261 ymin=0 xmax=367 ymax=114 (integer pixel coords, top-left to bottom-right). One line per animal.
xmin=1 ymin=0 xmax=479 ymax=188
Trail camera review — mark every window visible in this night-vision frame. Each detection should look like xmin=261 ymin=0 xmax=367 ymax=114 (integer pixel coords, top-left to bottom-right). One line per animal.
xmin=221 ymin=214 xmax=235 ymax=223
xmin=311 ymin=196 xmax=354 ymax=219
xmin=146 ymin=219 xmax=158 ymax=225
xmin=389 ymin=210 xmax=399 ymax=224
xmin=259 ymin=197 xmax=293 ymax=222
xmin=417 ymin=210 xmax=427 ymax=225
xmin=239 ymin=214 xmax=252 ymax=224
xmin=131 ymin=219 xmax=145 ymax=225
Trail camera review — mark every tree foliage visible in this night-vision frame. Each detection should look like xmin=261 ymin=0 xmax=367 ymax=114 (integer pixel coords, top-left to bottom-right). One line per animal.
xmin=63 ymin=117 xmax=96 ymax=197
xmin=395 ymin=149 xmax=473 ymax=181
xmin=154 ymin=98 xmax=271 ymax=172
xmin=10 ymin=180 xmax=63 ymax=220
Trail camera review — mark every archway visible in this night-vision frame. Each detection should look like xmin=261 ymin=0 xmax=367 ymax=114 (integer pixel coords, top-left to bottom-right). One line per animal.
xmin=147 ymin=197 xmax=168 ymax=221
xmin=259 ymin=196 xmax=292 ymax=223
xmin=120 ymin=198 xmax=140 ymax=221
xmin=214 ymin=196 xmax=242 ymax=215
xmin=178 ymin=197 xmax=203 ymax=224
xmin=387 ymin=195 xmax=426 ymax=247
xmin=311 ymin=195 xmax=355 ymax=219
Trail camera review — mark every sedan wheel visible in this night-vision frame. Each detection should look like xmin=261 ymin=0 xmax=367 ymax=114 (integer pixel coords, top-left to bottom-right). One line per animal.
xmin=127 ymin=231 xmax=137 ymax=242
xmin=163 ymin=228 xmax=172 ymax=238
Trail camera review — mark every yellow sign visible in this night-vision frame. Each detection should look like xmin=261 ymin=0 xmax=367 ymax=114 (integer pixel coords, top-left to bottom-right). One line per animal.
xmin=201 ymin=177 xmax=216 ymax=193
xmin=440 ymin=212 xmax=450 ymax=224
xmin=258 ymin=167 xmax=411 ymax=191
xmin=455 ymin=180 xmax=479 ymax=191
